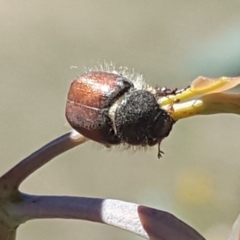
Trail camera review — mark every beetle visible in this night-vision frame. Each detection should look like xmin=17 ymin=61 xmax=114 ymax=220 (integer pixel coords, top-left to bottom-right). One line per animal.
xmin=65 ymin=68 xmax=175 ymax=158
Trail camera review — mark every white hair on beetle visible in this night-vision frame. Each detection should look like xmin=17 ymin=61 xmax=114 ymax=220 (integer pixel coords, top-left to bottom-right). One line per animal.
xmin=84 ymin=62 xmax=148 ymax=91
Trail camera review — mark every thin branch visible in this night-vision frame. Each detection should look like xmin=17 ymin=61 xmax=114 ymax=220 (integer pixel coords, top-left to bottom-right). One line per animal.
xmin=8 ymin=193 xmax=206 ymax=240
xmin=0 ymin=131 xmax=87 ymax=191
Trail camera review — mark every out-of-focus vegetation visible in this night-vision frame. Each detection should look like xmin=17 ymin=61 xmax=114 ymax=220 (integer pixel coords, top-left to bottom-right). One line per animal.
xmin=0 ymin=1 xmax=239 ymax=239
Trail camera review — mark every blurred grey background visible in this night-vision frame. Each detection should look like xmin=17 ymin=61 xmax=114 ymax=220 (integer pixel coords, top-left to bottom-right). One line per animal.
xmin=0 ymin=1 xmax=240 ymax=240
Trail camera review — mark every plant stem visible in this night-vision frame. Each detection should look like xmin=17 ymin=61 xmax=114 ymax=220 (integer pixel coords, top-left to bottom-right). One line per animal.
xmin=0 ymin=131 xmax=87 ymax=191
xmin=171 ymin=92 xmax=240 ymax=120
xmin=8 ymin=193 xmax=205 ymax=240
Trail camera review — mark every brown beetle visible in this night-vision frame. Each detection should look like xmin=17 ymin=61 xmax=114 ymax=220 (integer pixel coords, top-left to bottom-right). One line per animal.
xmin=66 ymin=69 xmax=174 ymax=158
